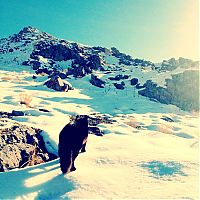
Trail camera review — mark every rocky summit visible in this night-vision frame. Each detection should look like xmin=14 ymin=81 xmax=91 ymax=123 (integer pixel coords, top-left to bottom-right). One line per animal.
xmin=0 ymin=26 xmax=154 ymax=77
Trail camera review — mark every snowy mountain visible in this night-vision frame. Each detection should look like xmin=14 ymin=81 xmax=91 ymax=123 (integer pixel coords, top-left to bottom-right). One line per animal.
xmin=0 ymin=26 xmax=199 ymax=199
xmin=1 ymin=26 xmax=199 ymax=111
xmin=0 ymin=26 xmax=154 ymax=74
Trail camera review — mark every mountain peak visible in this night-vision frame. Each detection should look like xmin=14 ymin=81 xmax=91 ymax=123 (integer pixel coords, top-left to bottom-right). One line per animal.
xmin=20 ymin=26 xmax=39 ymax=34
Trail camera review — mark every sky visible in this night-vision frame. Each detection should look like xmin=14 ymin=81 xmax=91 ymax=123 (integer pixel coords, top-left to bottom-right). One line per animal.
xmin=0 ymin=0 xmax=199 ymax=62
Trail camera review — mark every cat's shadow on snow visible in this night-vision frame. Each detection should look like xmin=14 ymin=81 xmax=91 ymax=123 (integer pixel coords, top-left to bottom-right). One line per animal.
xmin=0 ymin=159 xmax=75 ymax=200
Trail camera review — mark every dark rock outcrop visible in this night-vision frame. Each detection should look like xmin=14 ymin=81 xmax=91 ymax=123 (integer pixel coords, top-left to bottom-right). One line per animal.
xmin=87 ymin=55 xmax=102 ymax=70
xmin=88 ymin=127 xmax=103 ymax=136
xmin=35 ymin=67 xmax=53 ymax=75
xmin=88 ymin=114 xmax=115 ymax=126
xmin=161 ymin=116 xmax=174 ymax=122
xmin=158 ymin=57 xmax=199 ymax=72
xmin=0 ymin=120 xmax=57 ymax=172
xmin=108 ymin=74 xmax=129 ymax=81
xmin=29 ymin=40 xmax=105 ymax=78
xmin=130 ymin=78 xmax=138 ymax=86
xmin=165 ymin=70 xmax=199 ymax=111
xmin=114 ymin=82 xmax=125 ymax=90
xmin=0 ymin=111 xmax=25 ymax=118
xmin=44 ymin=75 xmax=73 ymax=92
xmin=111 ymin=47 xmax=155 ymax=67
xmin=90 ymin=74 xmax=105 ymax=88
xmin=111 ymin=47 xmax=133 ymax=66
xmin=139 ymin=70 xmax=199 ymax=111
xmin=133 ymin=58 xmax=154 ymax=67
xmin=135 ymin=83 xmax=146 ymax=89
xmin=138 ymin=80 xmax=172 ymax=104
xmin=92 ymin=46 xmax=111 ymax=54
xmin=32 ymin=42 xmax=73 ymax=61
xmin=11 ymin=110 xmax=25 ymax=116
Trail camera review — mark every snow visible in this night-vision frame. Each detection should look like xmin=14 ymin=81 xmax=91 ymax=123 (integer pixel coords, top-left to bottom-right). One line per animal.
xmin=0 ymin=63 xmax=199 ymax=200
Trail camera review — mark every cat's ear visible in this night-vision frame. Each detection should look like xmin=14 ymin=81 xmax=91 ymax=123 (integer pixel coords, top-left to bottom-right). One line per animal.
xmin=76 ymin=115 xmax=88 ymax=120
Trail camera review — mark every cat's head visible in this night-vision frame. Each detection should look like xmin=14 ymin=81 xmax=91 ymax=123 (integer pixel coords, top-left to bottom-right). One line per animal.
xmin=75 ymin=115 xmax=88 ymax=127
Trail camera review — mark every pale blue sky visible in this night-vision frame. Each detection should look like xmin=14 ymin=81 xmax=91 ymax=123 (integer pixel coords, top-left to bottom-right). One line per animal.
xmin=0 ymin=0 xmax=198 ymax=62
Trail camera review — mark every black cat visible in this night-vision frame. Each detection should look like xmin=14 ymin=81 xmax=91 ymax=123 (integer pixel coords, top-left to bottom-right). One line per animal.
xmin=58 ymin=115 xmax=88 ymax=174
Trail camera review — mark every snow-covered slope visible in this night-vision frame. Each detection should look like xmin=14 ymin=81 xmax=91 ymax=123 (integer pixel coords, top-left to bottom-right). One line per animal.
xmin=0 ymin=27 xmax=199 ymax=199
xmin=0 ymin=68 xmax=199 ymax=199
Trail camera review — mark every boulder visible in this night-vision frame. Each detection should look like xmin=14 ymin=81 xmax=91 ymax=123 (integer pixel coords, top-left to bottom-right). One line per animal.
xmin=44 ymin=75 xmax=73 ymax=92
xmin=11 ymin=110 xmax=25 ymax=116
xmin=87 ymin=54 xmax=101 ymax=70
xmin=161 ymin=116 xmax=174 ymax=122
xmin=109 ymin=74 xmax=129 ymax=81
xmin=72 ymin=64 xmax=85 ymax=78
xmin=30 ymin=60 xmax=42 ymax=70
xmin=0 ymin=120 xmax=57 ymax=172
xmin=90 ymin=74 xmax=105 ymax=88
xmin=88 ymin=127 xmax=103 ymax=136
xmin=114 ymin=82 xmax=125 ymax=90
xmin=130 ymin=78 xmax=138 ymax=86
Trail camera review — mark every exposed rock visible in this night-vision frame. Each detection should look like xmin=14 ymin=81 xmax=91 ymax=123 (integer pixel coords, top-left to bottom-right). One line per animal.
xmin=130 ymin=78 xmax=138 ymax=86
xmin=71 ymin=64 xmax=86 ymax=78
xmin=92 ymin=46 xmax=111 ymax=54
xmin=9 ymin=48 xmax=13 ymax=52
xmin=165 ymin=70 xmax=199 ymax=111
xmin=114 ymin=82 xmax=125 ymax=90
xmin=44 ymin=75 xmax=73 ymax=92
xmin=11 ymin=110 xmax=25 ymax=116
xmin=31 ymin=60 xmax=42 ymax=70
xmin=133 ymin=58 xmax=155 ymax=67
xmin=22 ymin=60 xmax=30 ymax=66
xmin=90 ymin=74 xmax=105 ymax=88
xmin=88 ymin=127 xmax=103 ymax=136
xmin=49 ymin=71 xmax=67 ymax=79
xmin=88 ymin=114 xmax=115 ymax=126
xmin=0 ymin=111 xmax=25 ymax=118
xmin=32 ymin=42 xmax=73 ymax=61
xmin=0 ymin=111 xmax=12 ymax=118
xmin=161 ymin=116 xmax=174 ymax=122
xmin=35 ymin=68 xmax=53 ymax=75
xmin=111 ymin=47 xmax=133 ymax=66
xmin=138 ymin=80 xmax=172 ymax=104
xmin=87 ymin=54 xmax=102 ymax=70
xmin=108 ymin=74 xmax=129 ymax=81
xmin=139 ymin=70 xmax=199 ymax=111
xmin=39 ymin=108 xmax=50 ymax=113
xmin=158 ymin=57 xmax=198 ymax=72
xmin=0 ymin=120 xmax=57 ymax=172
xmin=135 ymin=83 xmax=146 ymax=89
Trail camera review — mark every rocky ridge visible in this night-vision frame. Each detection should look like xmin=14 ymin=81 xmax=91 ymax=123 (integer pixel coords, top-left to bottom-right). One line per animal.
xmin=0 ymin=26 xmax=154 ymax=77
xmin=156 ymin=57 xmax=199 ymax=72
